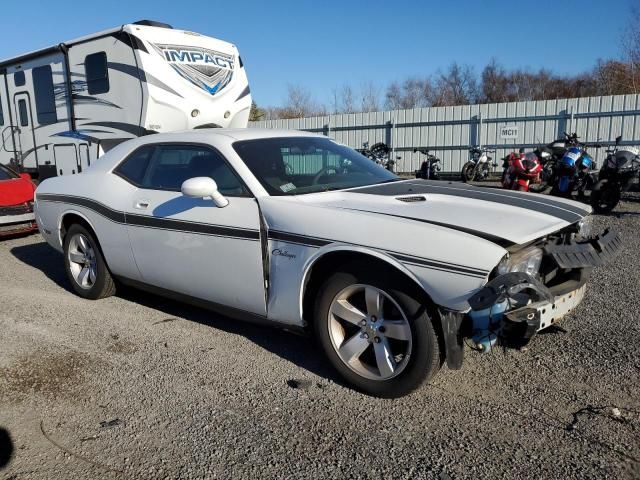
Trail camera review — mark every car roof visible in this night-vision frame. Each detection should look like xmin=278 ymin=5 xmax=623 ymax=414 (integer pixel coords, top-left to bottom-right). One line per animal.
xmin=143 ymin=128 xmax=322 ymax=143
xmin=84 ymin=128 xmax=327 ymax=174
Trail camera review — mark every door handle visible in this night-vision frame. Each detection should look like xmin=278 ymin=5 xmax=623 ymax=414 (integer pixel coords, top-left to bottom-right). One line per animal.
xmin=134 ymin=200 xmax=149 ymax=210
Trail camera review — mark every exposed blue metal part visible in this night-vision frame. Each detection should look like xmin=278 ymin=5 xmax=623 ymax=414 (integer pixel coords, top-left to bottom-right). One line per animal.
xmin=468 ymin=300 xmax=508 ymax=352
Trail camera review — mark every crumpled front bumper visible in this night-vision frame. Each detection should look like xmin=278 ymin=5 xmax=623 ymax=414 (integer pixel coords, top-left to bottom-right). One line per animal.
xmin=441 ymin=229 xmax=622 ymax=369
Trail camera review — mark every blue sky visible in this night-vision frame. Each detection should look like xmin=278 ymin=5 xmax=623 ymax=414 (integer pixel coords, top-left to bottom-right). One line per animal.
xmin=1 ymin=0 xmax=634 ymax=107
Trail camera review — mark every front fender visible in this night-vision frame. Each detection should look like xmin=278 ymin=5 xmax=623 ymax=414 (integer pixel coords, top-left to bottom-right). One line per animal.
xmin=299 ymin=243 xmax=431 ymax=318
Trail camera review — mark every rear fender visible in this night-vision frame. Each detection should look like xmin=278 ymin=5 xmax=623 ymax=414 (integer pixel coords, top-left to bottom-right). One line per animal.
xmin=57 ymin=209 xmax=97 ymax=247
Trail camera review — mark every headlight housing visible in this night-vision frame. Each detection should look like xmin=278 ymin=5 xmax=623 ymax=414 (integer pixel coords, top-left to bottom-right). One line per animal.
xmin=496 ymin=246 xmax=543 ymax=277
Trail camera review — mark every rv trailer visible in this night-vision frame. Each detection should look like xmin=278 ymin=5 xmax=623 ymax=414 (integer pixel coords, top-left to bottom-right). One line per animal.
xmin=0 ymin=20 xmax=251 ymax=179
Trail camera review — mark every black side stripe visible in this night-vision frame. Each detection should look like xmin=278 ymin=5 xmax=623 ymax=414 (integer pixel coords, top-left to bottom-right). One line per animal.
xmin=390 ymin=253 xmax=487 ymax=277
xmin=37 ymin=194 xmax=259 ymax=241
xmin=127 ymin=213 xmax=259 ymax=240
xmin=268 ymin=230 xmax=488 ymax=278
xmin=38 ymin=194 xmax=126 ymax=223
xmin=268 ymin=230 xmax=329 ymax=248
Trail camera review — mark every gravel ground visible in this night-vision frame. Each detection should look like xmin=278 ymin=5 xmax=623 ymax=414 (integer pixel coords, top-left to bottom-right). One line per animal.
xmin=1 ymin=194 xmax=639 ymax=480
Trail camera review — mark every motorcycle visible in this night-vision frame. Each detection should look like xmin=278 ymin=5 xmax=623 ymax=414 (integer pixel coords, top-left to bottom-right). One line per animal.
xmin=502 ymin=151 xmax=543 ymax=191
xmin=501 ymin=148 xmax=524 ymax=184
xmin=413 ymin=148 xmax=441 ymax=180
xmin=529 ymin=132 xmax=581 ymax=193
xmin=358 ymin=141 xmax=396 ymax=172
xmin=461 ymin=147 xmax=497 ymax=182
xmin=591 ymin=135 xmax=640 ymax=213
xmin=550 ymin=142 xmax=599 ymax=198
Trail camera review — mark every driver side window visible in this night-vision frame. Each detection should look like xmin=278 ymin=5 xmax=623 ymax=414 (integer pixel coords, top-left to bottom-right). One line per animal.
xmin=116 ymin=144 xmax=248 ymax=196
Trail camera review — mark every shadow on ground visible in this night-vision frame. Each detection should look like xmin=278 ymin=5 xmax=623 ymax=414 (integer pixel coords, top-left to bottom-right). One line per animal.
xmin=10 ymin=241 xmax=341 ymax=387
xmin=0 ymin=427 xmax=13 ymax=469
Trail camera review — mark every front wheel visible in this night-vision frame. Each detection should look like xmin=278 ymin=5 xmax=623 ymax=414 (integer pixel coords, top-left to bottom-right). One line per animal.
xmin=590 ymin=180 xmax=621 ymax=214
xmin=314 ymin=268 xmax=441 ymax=398
xmin=63 ymin=223 xmax=116 ymax=299
xmin=461 ymin=162 xmax=476 ymax=182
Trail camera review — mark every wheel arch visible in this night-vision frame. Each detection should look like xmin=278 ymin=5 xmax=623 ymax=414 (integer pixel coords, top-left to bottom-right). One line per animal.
xmin=58 ymin=210 xmax=99 ymax=246
xmin=300 ymin=245 xmax=439 ymax=326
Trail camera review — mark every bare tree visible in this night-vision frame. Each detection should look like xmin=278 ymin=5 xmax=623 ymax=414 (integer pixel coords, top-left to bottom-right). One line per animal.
xmin=360 ymin=81 xmax=380 ymax=112
xmin=279 ymin=84 xmax=324 ymax=119
xmin=385 ymin=81 xmax=404 ymax=110
xmin=340 ymin=84 xmax=356 ymax=113
xmin=620 ymin=5 xmax=640 ymax=91
xmin=480 ymin=59 xmax=510 ymax=103
xmin=432 ymin=63 xmax=478 ymax=106
xmin=384 ymin=77 xmax=433 ymax=110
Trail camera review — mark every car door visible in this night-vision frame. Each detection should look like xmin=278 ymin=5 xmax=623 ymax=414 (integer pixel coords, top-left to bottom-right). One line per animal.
xmin=119 ymin=143 xmax=266 ymax=316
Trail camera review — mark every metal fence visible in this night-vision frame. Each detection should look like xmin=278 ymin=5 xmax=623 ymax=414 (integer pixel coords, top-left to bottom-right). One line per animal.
xmin=250 ymin=94 xmax=640 ymax=174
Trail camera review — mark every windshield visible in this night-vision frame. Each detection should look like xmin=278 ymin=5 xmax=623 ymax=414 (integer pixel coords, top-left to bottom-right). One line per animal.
xmin=0 ymin=164 xmax=18 ymax=181
xmin=233 ymin=136 xmax=398 ymax=195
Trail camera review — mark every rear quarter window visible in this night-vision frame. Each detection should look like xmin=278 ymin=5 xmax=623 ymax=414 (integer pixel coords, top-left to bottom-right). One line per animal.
xmin=113 ymin=146 xmax=155 ymax=185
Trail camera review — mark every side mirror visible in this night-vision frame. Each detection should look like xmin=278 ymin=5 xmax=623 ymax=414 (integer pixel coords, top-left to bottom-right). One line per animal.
xmin=615 ymin=135 xmax=622 ymax=145
xmin=19 ymin=172 xmax=32 ymax=182
xmin=181 ymin=177 xmax=229 ymax=208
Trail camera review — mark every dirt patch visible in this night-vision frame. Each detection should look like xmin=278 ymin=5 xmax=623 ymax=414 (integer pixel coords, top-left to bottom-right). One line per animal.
xmin=0 ymin=350 xmax=95 ymax=400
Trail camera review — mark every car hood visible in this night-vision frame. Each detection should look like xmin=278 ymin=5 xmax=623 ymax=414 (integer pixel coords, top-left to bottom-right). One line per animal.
xmin=297 ymin=180 xmax=591 ymax=246
xmin=0 ymin=178 xmax=34 ymax=206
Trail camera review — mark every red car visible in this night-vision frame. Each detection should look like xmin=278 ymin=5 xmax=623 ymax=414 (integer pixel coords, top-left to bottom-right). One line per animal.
xmin=0 ymin=164 xmax=38 ymax=237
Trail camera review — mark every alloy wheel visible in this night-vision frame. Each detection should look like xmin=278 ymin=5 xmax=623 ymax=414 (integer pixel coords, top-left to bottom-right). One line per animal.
xmin=327 ymin=284 xmax=413 ymax=381
xmin=67 ymin=233 xmax=97 ymax=289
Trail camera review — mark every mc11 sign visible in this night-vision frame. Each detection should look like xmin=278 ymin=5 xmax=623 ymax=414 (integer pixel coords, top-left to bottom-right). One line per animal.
xmin=500 ymin=126 xmax=519 ymax=139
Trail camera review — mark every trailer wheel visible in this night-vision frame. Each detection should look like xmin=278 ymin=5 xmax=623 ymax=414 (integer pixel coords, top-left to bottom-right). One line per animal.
xmin=63 ymin=224 xmax=116 ymax=299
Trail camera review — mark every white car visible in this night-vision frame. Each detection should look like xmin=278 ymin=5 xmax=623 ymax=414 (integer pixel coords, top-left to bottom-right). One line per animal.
xmin=34 ymin=129 xmax=621 ymax=397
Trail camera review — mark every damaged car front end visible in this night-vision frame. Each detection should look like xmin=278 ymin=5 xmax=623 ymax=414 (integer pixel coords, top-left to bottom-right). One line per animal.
xmin=445 ymin=221 xmax=622 ymax=368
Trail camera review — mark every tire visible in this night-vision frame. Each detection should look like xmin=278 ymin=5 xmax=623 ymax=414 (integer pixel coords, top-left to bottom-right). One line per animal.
xmin=63 ymin=223 xmax=116 ymax=300
xmin=590 ymin=180 xmax=621 ymax=214
xmin=313 ymin=267 xmax=441 ymax=398
xmin=461 ymin=162 xmax=476 ymax=182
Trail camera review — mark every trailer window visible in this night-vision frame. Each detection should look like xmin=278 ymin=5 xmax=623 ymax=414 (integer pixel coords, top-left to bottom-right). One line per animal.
xmin=33 ymin=65 xmax=57 ymax=125
xmin=17 ymin=99 xmax=28 ymax=127
xmin=85 ymin=52 xmax=109 ymax=95
xmin=14 ymin=71 xmax=25 ymax=87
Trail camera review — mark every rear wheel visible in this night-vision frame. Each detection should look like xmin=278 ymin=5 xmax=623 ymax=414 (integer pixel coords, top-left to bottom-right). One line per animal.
xmin=314 ymin=267 xmax=441 ymax=398
xmin=461 ymin=162 xmax=476 ymax=182
xmin=63 ymin=224 xmax=116 ymax=299
xmin=590 ymin=180 xmax=621 ymax=214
